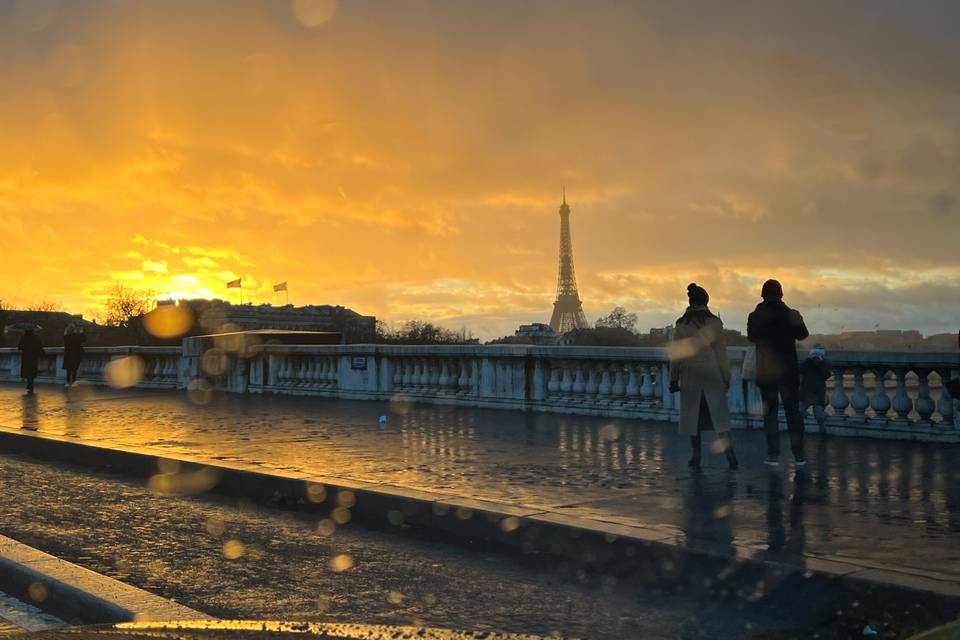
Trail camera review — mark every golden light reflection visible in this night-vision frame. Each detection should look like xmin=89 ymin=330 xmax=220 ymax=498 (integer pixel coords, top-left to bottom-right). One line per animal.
xmin=222 ymin=539 xmax=246 ymax=560
xmin=316 ymin=519 xmax=336 ymax=536
xmin=331 ymin=506 xmax=351 ymax=525
xmin=329 ymin=553 xmax=354 ymax=572
xmin=291 ymin=0 xmax=339 ymax=28
xmin=206 ymin=515 xmax=226 ymax=537
xmin=144 ymin=304 xmax=194 ymax=339
xmin=201 ymin=348 xmax=229 ymax=376
xmin=104 ymin=356 xmax=145 ymax=388
xmin=27 ymin=582 xmax=48 ymax=603
xmin=306 ymin=482 xmax=328 ymax=503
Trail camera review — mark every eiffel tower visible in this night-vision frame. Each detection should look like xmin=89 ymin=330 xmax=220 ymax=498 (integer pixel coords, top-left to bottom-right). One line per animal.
xmin=549 ymin=189 xmax=589 ymax=334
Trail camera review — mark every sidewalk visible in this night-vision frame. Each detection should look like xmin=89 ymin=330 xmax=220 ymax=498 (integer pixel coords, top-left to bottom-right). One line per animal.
xmin=2 ymin=383 xmax=959 ymax=592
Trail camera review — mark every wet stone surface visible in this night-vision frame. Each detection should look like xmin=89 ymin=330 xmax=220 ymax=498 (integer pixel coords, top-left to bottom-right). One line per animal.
xmin=0 ymin=452 xmax=813 ymax=639
xmin=1 ymin=384 xmax=957 ymax=585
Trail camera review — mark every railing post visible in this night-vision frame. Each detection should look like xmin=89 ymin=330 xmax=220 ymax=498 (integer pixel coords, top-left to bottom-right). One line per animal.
xmin=891 ymin=368 xmax=912 ymax=422
xmin=870 ymin=368 xmax=891 ymax=423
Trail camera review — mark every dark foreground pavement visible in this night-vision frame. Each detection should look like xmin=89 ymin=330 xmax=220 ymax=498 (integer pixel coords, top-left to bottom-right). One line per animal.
xmin=0 ymin=451 xmax=818 ymax=640
xmin=1 ymin=383 xmax=957 ymax=588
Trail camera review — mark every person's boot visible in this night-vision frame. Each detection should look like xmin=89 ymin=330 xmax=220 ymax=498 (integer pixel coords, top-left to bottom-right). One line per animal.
xmin=725 ymin=447 xmax=739 ymax=470
xmin=688 ymin=435 xmax=701 ymax=469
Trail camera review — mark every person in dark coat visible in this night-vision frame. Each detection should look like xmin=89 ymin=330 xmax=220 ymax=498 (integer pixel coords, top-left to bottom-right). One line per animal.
xmin=799 ymin=344 xmax=830 ymax=433
xmin=669 ymin=284 xmax=738 ymax=470
xmin=62 ymin=323 xmax=86 ymax=387
xmin=747 ymin=279 xmax=809 ymax=467
xmin=17 ymin=328 xmax=45 ymax=395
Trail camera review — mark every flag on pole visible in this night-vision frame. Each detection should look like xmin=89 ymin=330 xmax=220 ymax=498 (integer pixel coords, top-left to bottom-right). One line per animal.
xmin=273 ymin=281 xmax=288 ymax=292
xmin=226 ymin=278 xmax=242 ymax=288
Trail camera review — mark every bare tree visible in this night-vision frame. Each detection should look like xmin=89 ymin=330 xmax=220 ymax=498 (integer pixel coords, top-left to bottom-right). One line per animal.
xmin=376 ymin=319 xmax=464 ymax=344
xmin=25 ymin=300 xmax=63 ymax=312
xmin=595 ymin=306 xmax=639 ymax=333
xmin=104 ymin=284 xmax=155 ymax=327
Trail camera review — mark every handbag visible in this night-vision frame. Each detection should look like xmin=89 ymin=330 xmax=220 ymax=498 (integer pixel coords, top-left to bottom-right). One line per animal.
xmin=741 ymin=346 xmax=757 ymax=382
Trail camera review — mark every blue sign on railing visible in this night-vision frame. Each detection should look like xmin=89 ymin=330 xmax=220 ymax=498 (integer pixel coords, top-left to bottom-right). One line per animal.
xmin=351 ymin=356 xmax=367 ymax=371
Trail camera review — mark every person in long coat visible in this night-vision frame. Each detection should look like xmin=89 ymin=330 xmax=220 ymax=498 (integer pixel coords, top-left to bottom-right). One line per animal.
xmin=62 ymin=323 xmax=86 ymax=387
xmin=17 ymin=328 xmax=45 ymax=395
xmin=669 ymin=284 xmax=738 ymax=470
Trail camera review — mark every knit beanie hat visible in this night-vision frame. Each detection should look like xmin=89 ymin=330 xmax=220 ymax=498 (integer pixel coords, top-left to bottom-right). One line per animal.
xmin=687 ymin=283 xmax=709 ymax=307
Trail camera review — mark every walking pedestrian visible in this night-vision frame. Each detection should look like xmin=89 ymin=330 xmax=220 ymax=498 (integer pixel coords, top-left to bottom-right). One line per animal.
xmin=62 ymin=322 xmax=86 ymax=387
xmin=799 ymin=344 xmax=830 ymax=433
xmin=17 ymin=328 xmax=44 ymax=396
xmin=670 ymin=283 xmax=738 ymax=470
xmin=747 ymin=279 xmax=809 ymax=467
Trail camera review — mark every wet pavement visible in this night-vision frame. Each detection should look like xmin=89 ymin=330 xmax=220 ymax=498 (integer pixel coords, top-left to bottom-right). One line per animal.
xmin=1 ymin=383 xmax=959 ymax=589
xmin=0 ymin=451 xmax=805 ymax=639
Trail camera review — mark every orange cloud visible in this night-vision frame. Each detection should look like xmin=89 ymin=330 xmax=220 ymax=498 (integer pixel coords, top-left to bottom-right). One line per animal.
xmin=1 ymin=1 xmax=959 ymax=338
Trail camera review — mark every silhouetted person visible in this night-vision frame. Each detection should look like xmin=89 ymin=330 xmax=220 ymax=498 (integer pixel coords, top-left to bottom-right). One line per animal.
xmin=17 ymin=328 xmax=44 ymax=395
xmin=62 ymin=322 xmax=86 ymax=387
xmin=670 ymin=283 xmax=738 ymax=470
xmin=799 ymin=344 xmax=830 ymax=433
xmin=747 ymin=279 xmax=809 ymax=467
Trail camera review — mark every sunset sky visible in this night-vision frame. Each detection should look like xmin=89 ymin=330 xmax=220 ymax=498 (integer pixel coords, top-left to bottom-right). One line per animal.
xmin=1 ymin=0 xmax=959 ymax=339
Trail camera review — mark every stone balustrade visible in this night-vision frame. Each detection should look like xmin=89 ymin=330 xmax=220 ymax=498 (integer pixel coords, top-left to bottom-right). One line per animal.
xmin=3 ymin=342 xmax=958 ymax=442
xmin=0 ymin=346 xmax=184 ymax=389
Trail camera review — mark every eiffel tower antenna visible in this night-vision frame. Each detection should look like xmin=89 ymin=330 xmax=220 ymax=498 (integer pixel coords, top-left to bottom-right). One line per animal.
xmin=548 ymin=190 xmax=588 ymax=334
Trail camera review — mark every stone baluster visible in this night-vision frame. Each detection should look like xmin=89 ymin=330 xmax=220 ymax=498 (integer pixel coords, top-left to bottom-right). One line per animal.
xmin=638 ymin=364 xmax=654 ymax=404
xmin=546 ymin=363 xmax=561 ymax=398
xmin=427 ymin=358 xmax=440 ymax=392
xmin=659 ymin=363 xmax=673 ymax=410
xmin=559 ymin=363 xmax=574 ymax=402
xmin=408 ymin=359 xmax=420 ymax=391
xmin=597 ymin=364 xmax=613 ymax=404
xmin=936 ymin=369 xmax=954 ymax=425
xmin=891 ymin=368 xmax=912 ymax=421
xmin=870 ymin=368 xmax=891 ymax=421
xmin=625 ymin=364 xmax=640 ymax=405
xmin=302 ymin=357 xmax=314 ymax=386
xmin=584 ymin=363 xmax=599 ymax=404
xmin=611 ymin=364 xmax=626 ymax=404
xmin=915 ymin=369 xmax=935 ymax=423
xmin=438 ymin=360 xmax=451 ymax=394
xmin=322 ymin=356 xmax=333 ymax=388
xmin=850 ymin=369 xmax=870 ymax=418
xmin=328 ymin=356 xmax=339 ymax=388
xmin=829 ymin=368 xmax=849 ymax=419
xmin=457 ymin=360 xmax=471 ymax=397
xmin=393 ymin=358 xmax=404 ymax=390
xmin=572 ymin=363 xmax=586 ymax=401
xmin=417 ymin=358 xmax=431 ymax=391
xmin=294 ymin=358 xmax=307 ymax=387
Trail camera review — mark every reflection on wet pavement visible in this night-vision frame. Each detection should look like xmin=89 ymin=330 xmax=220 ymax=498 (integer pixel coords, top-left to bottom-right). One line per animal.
xmin=1 ymin=383 xmax=957 ymax=583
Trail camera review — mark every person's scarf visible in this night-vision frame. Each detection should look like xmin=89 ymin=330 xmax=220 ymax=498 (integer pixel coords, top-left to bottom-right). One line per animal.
xmin=678 ymin=305 xmax=718 ymax=329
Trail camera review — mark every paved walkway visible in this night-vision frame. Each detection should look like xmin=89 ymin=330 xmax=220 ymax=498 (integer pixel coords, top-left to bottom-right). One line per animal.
xmin=2 ymin=383 xmax=959 ymax=591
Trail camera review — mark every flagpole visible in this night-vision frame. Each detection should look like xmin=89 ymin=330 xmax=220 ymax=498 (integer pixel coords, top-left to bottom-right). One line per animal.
xmin=240 ymin=282 xmax=243 ymax=306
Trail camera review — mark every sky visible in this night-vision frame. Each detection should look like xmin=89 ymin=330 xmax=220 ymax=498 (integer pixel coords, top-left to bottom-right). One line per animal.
xmin=1 ymin=0 xmax=959 ymax=340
